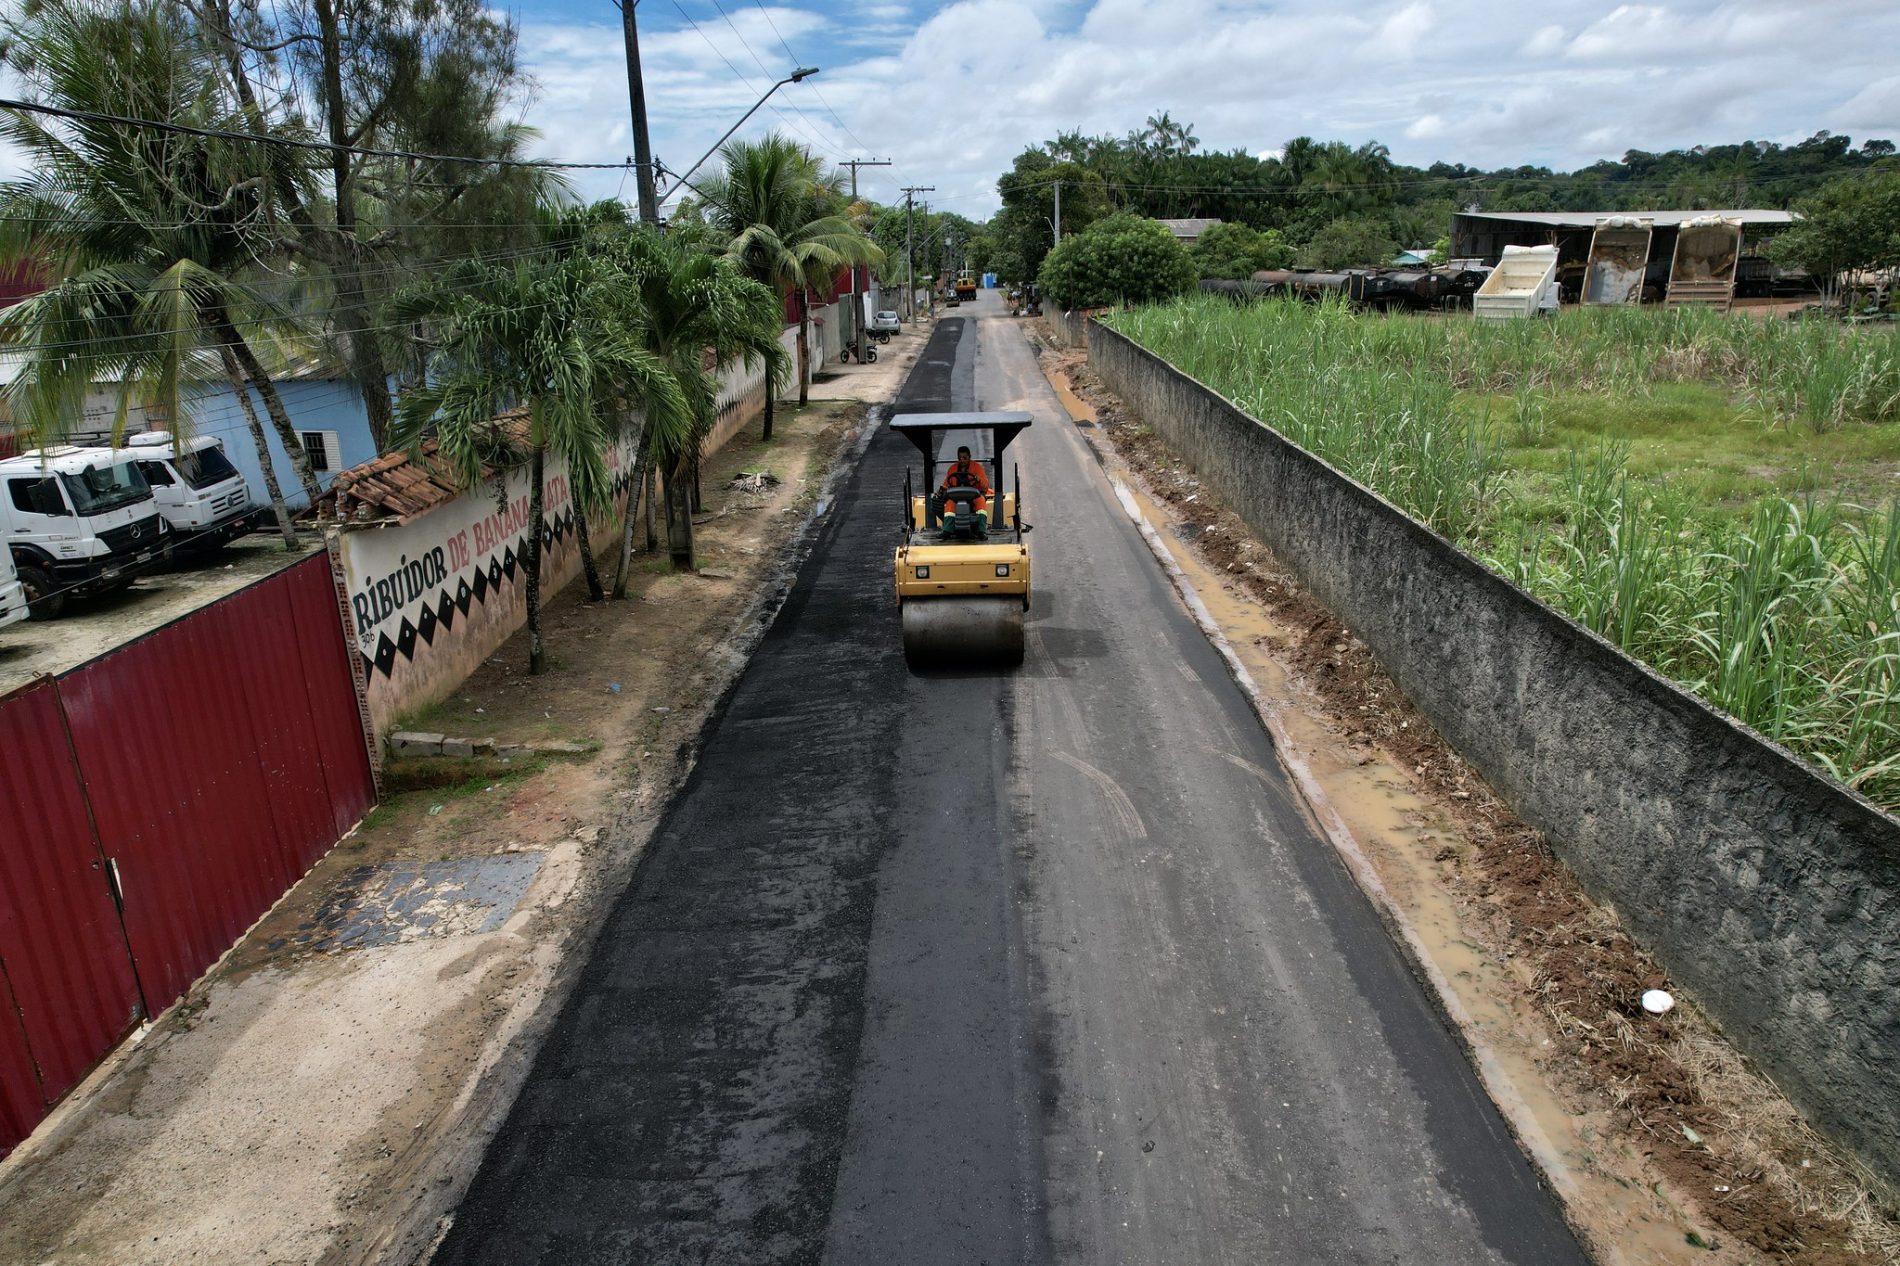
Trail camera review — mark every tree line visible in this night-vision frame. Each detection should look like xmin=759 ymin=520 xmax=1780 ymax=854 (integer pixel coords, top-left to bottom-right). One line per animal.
xmin=979 ymin=113 xmax=1899 ymax=292
xmin=0 ymin=0 xmax=880 ymax=674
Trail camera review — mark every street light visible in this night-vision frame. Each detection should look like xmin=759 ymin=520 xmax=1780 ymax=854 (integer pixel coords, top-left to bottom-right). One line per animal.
xmin=657 ymin=67 xmax=819 ymax=202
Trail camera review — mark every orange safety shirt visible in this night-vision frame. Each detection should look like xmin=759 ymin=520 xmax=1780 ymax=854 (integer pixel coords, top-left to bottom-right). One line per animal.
xmin=939 ymin=459 xmax=992 ymax=513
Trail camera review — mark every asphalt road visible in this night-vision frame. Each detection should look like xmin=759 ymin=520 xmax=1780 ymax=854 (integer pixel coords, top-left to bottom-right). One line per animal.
xmin=432 ymin=291 xmax=1588 ymax=1266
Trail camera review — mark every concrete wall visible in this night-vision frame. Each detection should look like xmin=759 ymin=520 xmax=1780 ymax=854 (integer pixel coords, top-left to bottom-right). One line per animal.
xmin=334 ymin=438 xmax=637 ymax=738
xmin=703 ymin=345 xmax=771 ymax=456
xmin=1087 ymin=319 xmax=1900 ymax=1182
xmin=1047 ymin=307 xmax=1113 ymax=349
xmin=338 ymin=352 xmax=771 ymax=737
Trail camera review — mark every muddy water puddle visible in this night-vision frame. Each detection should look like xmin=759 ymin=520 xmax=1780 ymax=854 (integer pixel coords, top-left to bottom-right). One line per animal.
xmin=1098 ymin=455 xmax=1741 ymax=1266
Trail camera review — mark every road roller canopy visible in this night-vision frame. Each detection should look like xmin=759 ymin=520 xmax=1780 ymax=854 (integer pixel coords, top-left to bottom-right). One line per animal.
xmin=890 ymin=411 xmax=1032 ymax=484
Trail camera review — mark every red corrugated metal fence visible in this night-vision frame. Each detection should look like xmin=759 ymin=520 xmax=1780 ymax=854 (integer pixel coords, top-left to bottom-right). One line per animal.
xmin=0 ymin=554 xmax=374 ymax=1154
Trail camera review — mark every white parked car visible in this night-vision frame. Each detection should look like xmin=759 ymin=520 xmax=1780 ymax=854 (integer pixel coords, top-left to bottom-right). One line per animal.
xmin=0 ymin=446 xmax=169 ymax=619
xmin=125 ymin=431 xmax=260 ymax=548
xmin=869 ymin=309 xmax=902 ymax=335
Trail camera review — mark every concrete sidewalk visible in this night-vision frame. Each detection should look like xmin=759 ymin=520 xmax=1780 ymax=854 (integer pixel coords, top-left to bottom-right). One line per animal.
xmin=804 ymin=313 xmax=933 ymax=403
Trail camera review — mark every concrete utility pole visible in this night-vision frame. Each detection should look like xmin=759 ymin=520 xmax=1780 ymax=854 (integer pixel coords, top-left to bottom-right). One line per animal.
xmin=840 ymin=158 xmax=892 ymax=200
xmin=615 ymin=0 xmax=659 ymax=224
xmin=902 ymin=184 xmax=933 ymax=320
xmin=836 ymin=161 xmax=889 ymax=350
xmin=1053 ymin=179 xmax=1061 ymax=246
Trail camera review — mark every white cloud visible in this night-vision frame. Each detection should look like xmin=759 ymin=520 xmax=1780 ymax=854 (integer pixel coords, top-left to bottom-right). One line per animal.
xmin=1831 ymin=75 xmax=1900 ymax=133
xmin=1566 ymin=4 xmax=1675 ymax=60
xmin=1521 ymin=23 xmax=1565 ymax=56
xmin=1376 ymin=2 xmax=1435 ymax=53
xmin=0 ymin=0 xmax=1888 ymax=220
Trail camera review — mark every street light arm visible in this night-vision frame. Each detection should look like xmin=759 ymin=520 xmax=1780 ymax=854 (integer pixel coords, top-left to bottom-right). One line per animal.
xmin=657 ymin=68 xmax=818 ymax=204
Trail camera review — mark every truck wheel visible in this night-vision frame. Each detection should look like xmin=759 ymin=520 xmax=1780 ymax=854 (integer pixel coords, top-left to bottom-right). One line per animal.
xmin=19 ymin=565 xmax=65 ymax=620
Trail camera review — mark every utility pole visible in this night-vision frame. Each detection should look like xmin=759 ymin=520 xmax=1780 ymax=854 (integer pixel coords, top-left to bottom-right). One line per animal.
xmin=615 ymin=0 xmax=659 ymax=224
xmin=840 ymin=158 xmax=892 ymax=200
xmin=836 ymin=161 xmax=889 ymax=351
xmin=1053 ymin=179 xmax=1061 ymax=246
xmin=902 ymin=184 xmax=933 ymax=320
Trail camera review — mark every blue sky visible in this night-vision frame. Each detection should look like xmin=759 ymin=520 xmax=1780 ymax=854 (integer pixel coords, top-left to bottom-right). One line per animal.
xmin=506 ymin=0 xmax=1900 ymax=216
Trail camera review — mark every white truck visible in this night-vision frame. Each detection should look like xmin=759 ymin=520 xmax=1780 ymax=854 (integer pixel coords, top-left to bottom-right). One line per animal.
xmin=0 ymin=446 xmax=170 ymax=619
xmin=0 ymin=547 xmax=26 ymax=631
xmin=123 ymin=431 xmax=260 ymax=548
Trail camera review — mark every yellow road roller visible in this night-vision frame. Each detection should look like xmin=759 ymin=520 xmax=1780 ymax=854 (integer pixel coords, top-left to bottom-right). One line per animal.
xmin=892 ymin=411 xmax=1033 ymax=667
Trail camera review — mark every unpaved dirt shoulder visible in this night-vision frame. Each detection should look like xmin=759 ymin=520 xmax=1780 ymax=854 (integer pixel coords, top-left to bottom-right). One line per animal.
xmin=1034 ymin=330 xmax=1898 ymax=1266
xmin=0 ymin=400 xmax=875 ymax=1266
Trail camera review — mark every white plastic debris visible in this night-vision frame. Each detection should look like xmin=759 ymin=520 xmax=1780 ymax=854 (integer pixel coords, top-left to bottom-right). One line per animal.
xmin=1641 ymin=989 xmax=1676 ymax=1015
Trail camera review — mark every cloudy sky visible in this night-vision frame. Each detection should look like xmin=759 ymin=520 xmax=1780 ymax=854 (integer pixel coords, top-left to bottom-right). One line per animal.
xmin=512 ymin=0 xmax=1899 ymax=215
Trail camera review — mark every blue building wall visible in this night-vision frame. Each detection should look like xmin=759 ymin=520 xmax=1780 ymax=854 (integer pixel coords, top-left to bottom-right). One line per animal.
xmin=184 ymin=378 xmax=379 ymax=510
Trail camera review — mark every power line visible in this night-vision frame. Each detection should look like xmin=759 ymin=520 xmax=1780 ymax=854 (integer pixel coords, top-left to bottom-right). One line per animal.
xmin=702 ymin=0 xmax=850 ymax=159
xmin=745 ymin=0 xmax=875 ymax=158
xmin=662 ymin=0 xmax=849 ymax=162
xmin=0 ymin=96 xmax=638 ymax=171
xmin=707 ymin=0 xmax=775 ymax=83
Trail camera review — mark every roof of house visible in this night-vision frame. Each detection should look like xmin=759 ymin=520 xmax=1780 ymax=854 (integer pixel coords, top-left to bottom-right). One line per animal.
xmin=0 ymin=348 xmax=352 ymax=390
xmin=1453 ymin=209 xmax=1796 ymax=230
xmin=1156 ymin=218 xmax=1223 ymax=239
xmin=322 ymin=412 xmax=531 ymax=525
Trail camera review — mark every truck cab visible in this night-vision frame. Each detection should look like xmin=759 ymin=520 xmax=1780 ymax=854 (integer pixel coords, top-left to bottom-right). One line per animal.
xmin=0 ymin=547 xmax=26 ymax=631
xmin=124 ymin=431 xmax=259 ymax=547
xmin=0 ymin=446 xmax=169 ymax=619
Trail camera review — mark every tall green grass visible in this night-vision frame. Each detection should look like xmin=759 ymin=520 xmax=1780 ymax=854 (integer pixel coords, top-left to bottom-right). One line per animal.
xmin=1107 ymin=296 xmax=1900 ymax=809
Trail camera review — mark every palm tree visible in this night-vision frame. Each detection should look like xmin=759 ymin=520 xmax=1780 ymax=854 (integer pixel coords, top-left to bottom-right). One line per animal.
xmin=697 ymin=134 xmax=882 ymax=438
xmin=1142 ymin=111 xmax=1199 ymax=156
xmin=596 ymin=227 xmax=784 ymax=578
xmin=0 ymin=0 xmax=320 ymax=547
xmin=392 ymin=250 xmax=685 ymax=674
xmin=1280 ymin=136 xmax=1321 ymax=186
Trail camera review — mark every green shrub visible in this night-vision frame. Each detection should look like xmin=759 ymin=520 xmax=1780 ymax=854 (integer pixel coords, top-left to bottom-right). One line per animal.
xmin=1038 ymin=214 xmax=1198 ymax=310
xmin=1191 ymin=222 xmax=1294 ymax=280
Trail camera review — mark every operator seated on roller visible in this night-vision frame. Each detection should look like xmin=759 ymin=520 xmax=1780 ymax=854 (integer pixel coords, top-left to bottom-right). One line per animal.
xmin=934 ymin=445 xmax=992 ymax=536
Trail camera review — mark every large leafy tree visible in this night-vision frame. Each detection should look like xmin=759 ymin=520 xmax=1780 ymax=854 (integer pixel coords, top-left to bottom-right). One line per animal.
xmin=1037 ymin=213 xmax=1197 ymax=310
xmin=1191 ymin=222 xmax=1292 ymax=280
xmin=1296 ymin=217 xmax=1399 ymax=269
xmin=0 ymin=0 xmax=319 ymax=546
xmin=191 ymin=0 xmax=551 ymax=446
xmin=1769 ymin=170 xmax=1900 ymax=302
xmin=697 ymin=134 xmax=882 ymax=436
xmin=392 ymin=251 xmax=685 ymax=673
xmin=988 ymin=153 xmax=1111 ymax=288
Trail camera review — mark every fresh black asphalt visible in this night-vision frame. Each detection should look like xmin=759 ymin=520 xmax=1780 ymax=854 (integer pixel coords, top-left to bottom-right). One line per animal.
xmin=432 ymin=298 xmax=1590 ymax=1265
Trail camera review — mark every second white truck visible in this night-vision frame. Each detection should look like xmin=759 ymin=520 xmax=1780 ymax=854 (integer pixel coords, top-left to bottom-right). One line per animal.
xmin=123 ymin=431 xmax=261 ymax=548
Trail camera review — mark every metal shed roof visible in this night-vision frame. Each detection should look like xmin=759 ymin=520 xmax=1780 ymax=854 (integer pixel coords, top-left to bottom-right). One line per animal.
xmin=1454 ymin=209 xmax=1796 ymax=229
xmin=1156 ymin=218 xmax=1223 ymax=239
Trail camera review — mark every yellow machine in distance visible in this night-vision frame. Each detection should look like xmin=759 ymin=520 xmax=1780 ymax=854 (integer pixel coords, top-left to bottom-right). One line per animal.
xmin=892 ymin=412 xmax=1033 ymax=667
